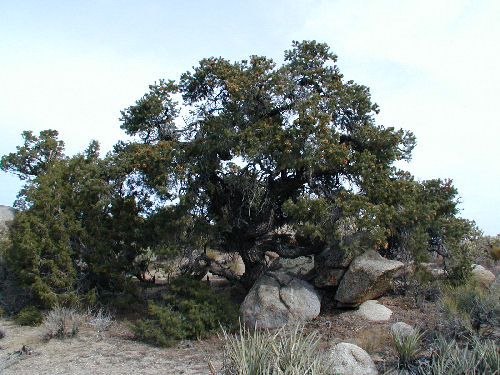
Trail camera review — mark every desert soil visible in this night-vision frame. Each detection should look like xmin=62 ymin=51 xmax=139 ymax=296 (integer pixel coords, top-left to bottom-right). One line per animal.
xmin=0 ymin=293 xmax=444 ymax=375
xmin=0 ymin=319 xmax=225 ymax=375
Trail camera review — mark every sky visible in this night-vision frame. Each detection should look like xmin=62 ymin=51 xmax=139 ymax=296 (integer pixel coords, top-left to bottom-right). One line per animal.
xmin=0 ymin=0 xmax=498 ymax=235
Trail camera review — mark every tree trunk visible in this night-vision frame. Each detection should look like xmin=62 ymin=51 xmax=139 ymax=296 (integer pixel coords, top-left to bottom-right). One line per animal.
xmin=239 ymin=247 xmax=268 ymax=289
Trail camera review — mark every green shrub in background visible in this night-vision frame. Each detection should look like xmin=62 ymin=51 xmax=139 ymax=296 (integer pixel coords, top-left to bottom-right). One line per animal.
xmin=445 ymin=249 xmax=473 ymax=287
xmin=132 ymin=278 xmax=238 ymax=347
xmin=491 ymin=245 xmax=500 ymax=261
xmin=440 ymin=283 xmax=499 ymax=338
xmin=15 ymin=305 xmax=43 ymax=326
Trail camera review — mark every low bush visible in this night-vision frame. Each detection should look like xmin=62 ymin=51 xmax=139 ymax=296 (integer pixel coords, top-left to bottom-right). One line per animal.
xmin=15 ymin=306 xmax=43 ymax=326
xmin=439 ymin=283 xmax=499 ymax=338
xmin=86 ymin=307 xmax=114 ymax=334
xmin=132 ymin=278 xmax=238 ymax=347
xmin=43 ymin=306 xmax=83 ymax=339
xmin=491 ymin=245 xmax=500 ymax=261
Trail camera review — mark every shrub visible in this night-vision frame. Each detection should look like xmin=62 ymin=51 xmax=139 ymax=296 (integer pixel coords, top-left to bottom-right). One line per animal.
xmin=86 ymin=307 xmax=114 ymax=334
xmin=221 ymin=324 xmax=332 ymax=375
xmin=221 ymin=324 xmax=274 ymax=375
xmin=491 ymin=245 xmax=500 ymax=261
xmin=15 ymin=306 xmax=43 ymax=326
xmin=445 ymin=251 xmax=473 ymax=287
xmin=440 ymin=283 xmax=499 ymax=338
xmin=43 ymin=306 xmax=83 ymax=339
xmin=132 ymin=278 xmax=238 ymax=347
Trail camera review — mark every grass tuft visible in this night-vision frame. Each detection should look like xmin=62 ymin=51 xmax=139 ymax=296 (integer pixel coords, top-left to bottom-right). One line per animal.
xmin=43 ymin=306 xmax=83 ymax=339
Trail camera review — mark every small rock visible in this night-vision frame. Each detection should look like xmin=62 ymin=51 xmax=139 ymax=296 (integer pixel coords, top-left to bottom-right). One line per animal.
xmin=357 ymin=300 xmax=392 ymax=321
xmin=390 ymin=322 xmax=415 ymax=339
xmin=327 ymin=342 xmax=378 ymax=375
xmin=471 ymin=264 xmax=495 ymax=290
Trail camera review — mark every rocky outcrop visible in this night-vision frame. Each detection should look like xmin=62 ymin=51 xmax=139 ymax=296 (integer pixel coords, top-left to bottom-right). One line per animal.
xmin=327 ymin=342 xmax=378 ymax=375
xmin=313 ymin=232 xmax=369 ymax=288
xmin=471 ymin=264 xmax=495 ymax=290
xmin=335 ymin=250 xmax=404 ymax=306
xmin=240 ymin=271 xmax=321 ymax=329
xmin=269 ymin=256 xmax=314 ymax=279
xmin=356 ymin=300 xmax=393 ymax=321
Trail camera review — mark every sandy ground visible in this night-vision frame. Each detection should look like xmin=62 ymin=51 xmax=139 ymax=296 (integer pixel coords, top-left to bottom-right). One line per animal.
xmin=0 ymin=319 xmax=224 ymax=375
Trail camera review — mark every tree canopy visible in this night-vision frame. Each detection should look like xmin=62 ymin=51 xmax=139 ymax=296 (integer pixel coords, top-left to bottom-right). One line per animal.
xmin=1 ymin=41 xmax=475 ymax=304
xmin=118 ymin=41 xmax=472 ymax=286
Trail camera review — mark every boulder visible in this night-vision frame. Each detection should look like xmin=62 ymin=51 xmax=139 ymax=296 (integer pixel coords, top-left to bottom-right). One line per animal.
xmin=314 ymin=232 xmax=371 ymax=289
xmin=0 ymin=205 xmax=15 ymax=240
xmin=327 ymin=342 xmax=378 ymax=375
xmin=356 ymin=300 xmax=392 ymax=321
xmin=269 ymin=256 xmax=314 ymax=279
xmin=335 ymin=250 xmax=404 ymax=306
xmin=240 ymin=271 xmax=321 ymax=329
xmin=390 ymin=322 xmax=415 ymax=339
xmin=0 ymin=205 xmax=14 ymax=227
xmin=471 ymin=264 xmax=495 ymax=290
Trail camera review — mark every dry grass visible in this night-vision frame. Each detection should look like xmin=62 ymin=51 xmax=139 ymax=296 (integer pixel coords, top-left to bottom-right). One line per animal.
xmin=352 ymin=325 xmax=391 ymax=355
xmin=0 ymin=318 xmax=225 ymax=375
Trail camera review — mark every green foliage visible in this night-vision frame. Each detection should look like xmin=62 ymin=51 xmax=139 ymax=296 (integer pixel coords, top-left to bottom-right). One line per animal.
xmin=445 ymin=249 xmax=473 ymax=287
xmin=116 ymin=40 xmax=475 ymax=285
xmin=15 ymin=305 xmax=43 ymax=326
xmin=221 ymin=324 xmax=332 ymax=375
xmin=132 ymin=278 xmax=238 ymax=347
xmin=1 ymin=131 xmax=149 ymax=308
xmin=440 ymin=283 xmax=499 ymax=337
xmin=0 ymin=130 xmax=64 ymax=180
xmin=2 ymin=41 xmax=477 ymax=295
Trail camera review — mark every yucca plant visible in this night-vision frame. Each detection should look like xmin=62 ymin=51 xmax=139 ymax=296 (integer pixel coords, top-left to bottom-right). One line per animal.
xmin=272 ymin=325 xmax=331 ymax=375
xmin=220 ymin=324 xmax=332 ymax=375
xmin=221 ymin=324 xmax=274 ymax=375
xmin=391 ymin=328 xmax=424 ymax=370
xmin=429 ymin=336 xmax=499 ymax=375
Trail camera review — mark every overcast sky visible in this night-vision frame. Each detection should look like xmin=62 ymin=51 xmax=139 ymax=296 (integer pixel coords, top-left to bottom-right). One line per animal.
xmin=1 ymin=0 xmax=498 ymax=235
